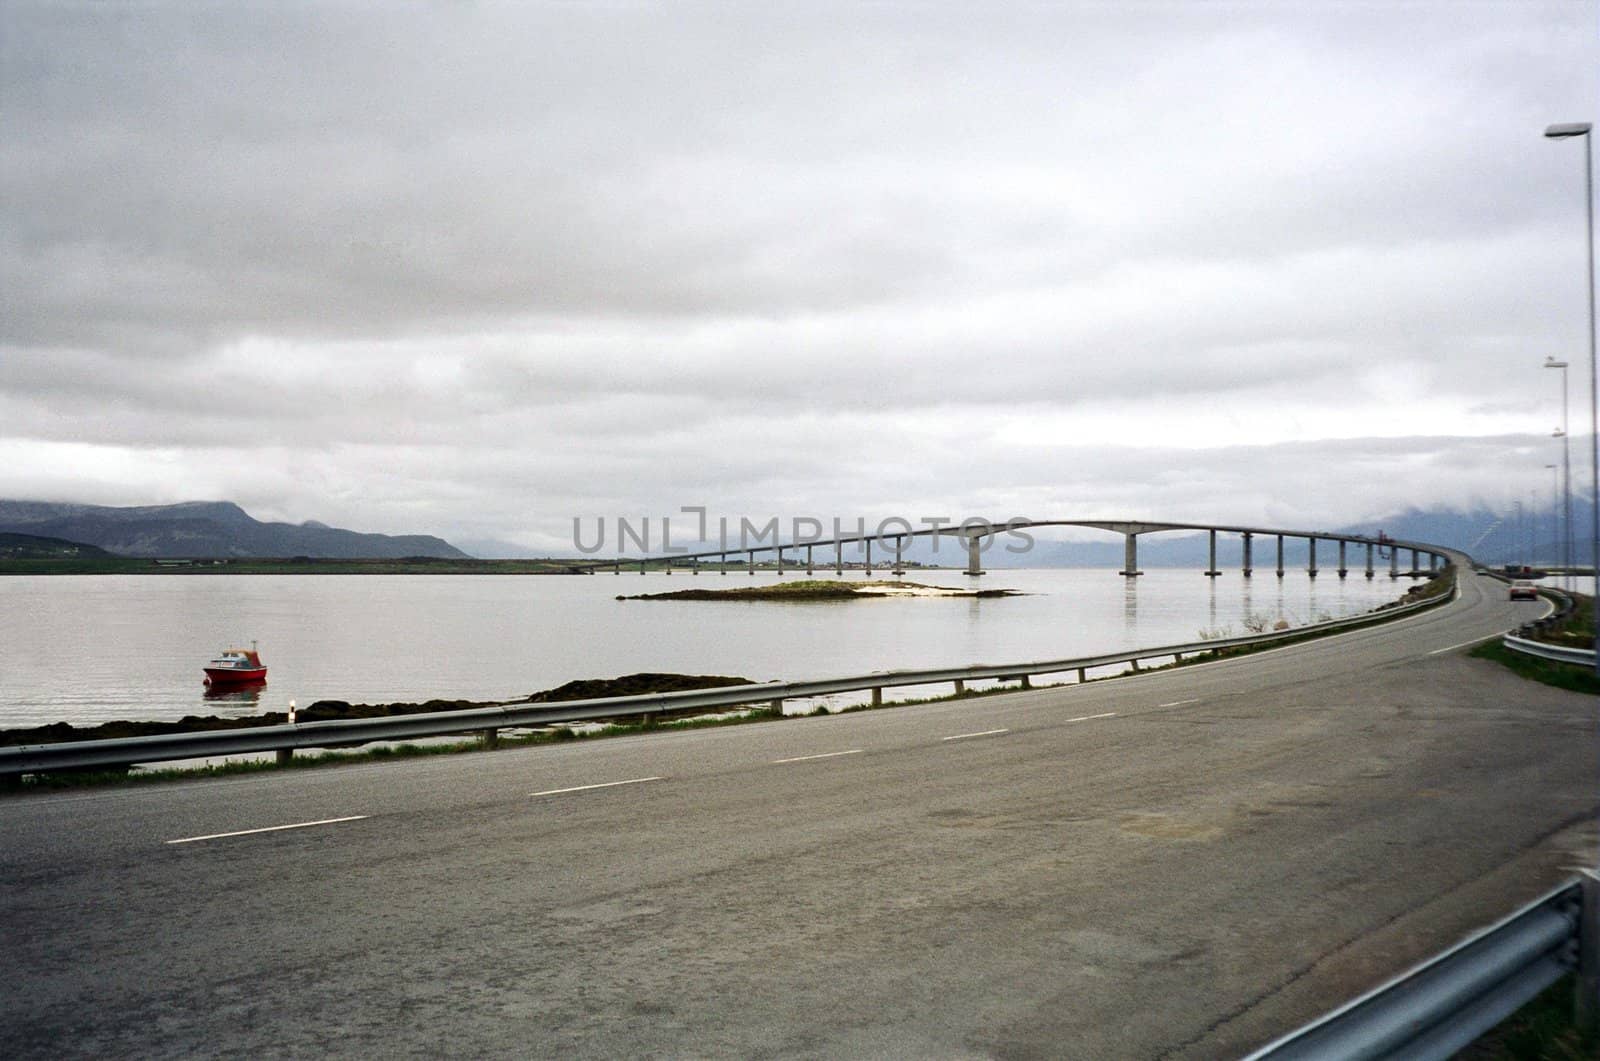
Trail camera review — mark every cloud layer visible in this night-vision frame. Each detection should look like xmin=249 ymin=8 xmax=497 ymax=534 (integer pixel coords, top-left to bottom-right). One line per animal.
xmin=3 ymin=3 xmax=1596 ymax=551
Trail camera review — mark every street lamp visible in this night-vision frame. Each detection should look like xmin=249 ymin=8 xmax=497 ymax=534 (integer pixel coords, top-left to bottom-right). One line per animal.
xmin=1546 ymin=356 xmax=1573 ymax=591
xmin=1547 ymin=463 xmax=1559 ymax=569
xmin=1544 ymin=120 xmax=1597 ymax=679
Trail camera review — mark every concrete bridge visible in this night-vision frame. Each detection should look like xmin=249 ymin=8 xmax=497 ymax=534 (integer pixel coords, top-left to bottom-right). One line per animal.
xmin=579 ymin=518 xmax=1447 ymax=581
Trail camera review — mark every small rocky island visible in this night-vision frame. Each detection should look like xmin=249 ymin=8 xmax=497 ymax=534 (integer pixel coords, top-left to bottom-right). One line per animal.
xmin=617 ymin=579 xmax=1021 ymax=601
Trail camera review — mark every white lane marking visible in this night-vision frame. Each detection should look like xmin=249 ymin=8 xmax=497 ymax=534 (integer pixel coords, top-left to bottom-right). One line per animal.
xmin=1429 ymin=636 xmax=1494 ymax=656
xmin=165 ymin=815 xmax=367 ymax=845
xmin=1160 ymin=698 xmax=1200 ymax=708
xmin=531 ymin=776 xmax=664 ymax=797
xmin=1067 ymin=712 xmax=1117 ymax=722
xmin=942 ymin=728 xmax=1010 ymax=742
xmin=772 ymin=749 xmax=863 ymax=764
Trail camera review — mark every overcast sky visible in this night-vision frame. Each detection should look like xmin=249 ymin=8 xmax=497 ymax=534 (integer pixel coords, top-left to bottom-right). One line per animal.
xmin=3 ymin=2 xmax=1597 ymax=553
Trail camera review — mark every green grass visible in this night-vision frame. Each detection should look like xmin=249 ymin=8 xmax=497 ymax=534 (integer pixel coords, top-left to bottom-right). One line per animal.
xmin=1470 ymin=640 xmax=1600 ymax=695
xmin=1459 ymin=976 xmax=1597 ymax=1060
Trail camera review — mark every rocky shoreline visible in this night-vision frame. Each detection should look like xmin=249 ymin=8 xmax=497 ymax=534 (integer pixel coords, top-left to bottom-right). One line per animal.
xmin=0 ymin=672 xmax=757 ymax=748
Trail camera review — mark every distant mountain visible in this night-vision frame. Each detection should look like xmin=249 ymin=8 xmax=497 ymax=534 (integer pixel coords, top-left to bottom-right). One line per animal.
xmin=0 ymin=501 xmax=469 ymax=560
xmin=454 ymin=537 xmax=551 ymax=560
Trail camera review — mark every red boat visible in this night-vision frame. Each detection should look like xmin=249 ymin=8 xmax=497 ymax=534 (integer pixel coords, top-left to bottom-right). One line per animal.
xmin=203 ymin=642 xmax=268 ymax=686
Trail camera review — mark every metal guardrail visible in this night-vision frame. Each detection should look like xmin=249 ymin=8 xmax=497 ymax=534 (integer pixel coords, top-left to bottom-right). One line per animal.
xmin=0 ymin=573 xmax=1457 ymax=777
xmin=1502 ymin=633 xmax=1598 ymax=667
xmin=1244 ymin=875 xmax=1596 ymax=1060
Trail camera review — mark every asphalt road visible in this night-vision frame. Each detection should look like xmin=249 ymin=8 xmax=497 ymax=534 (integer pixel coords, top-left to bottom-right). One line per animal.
xmin=1 ymin=568 xmax=1594 ymax=1059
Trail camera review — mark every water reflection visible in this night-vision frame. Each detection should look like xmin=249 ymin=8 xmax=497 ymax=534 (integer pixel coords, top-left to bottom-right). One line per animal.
xmin=202 ymin=682 xmax=264 ymax=707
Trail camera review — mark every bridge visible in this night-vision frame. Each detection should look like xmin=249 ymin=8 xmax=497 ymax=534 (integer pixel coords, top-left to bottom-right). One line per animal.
xmin=0 ymin=526 xmax=1589 ymax=1059
xmin=576 ymin=517 xmax=1446 ymax=581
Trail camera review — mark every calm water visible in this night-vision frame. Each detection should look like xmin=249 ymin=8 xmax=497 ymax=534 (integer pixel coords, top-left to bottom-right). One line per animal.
xmin=0 ymin=569 xmax=1419 ymax=728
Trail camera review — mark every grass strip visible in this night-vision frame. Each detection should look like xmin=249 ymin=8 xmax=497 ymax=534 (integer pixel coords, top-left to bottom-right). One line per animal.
xmin=1470 ymin=641 xmax=1600 ymax=696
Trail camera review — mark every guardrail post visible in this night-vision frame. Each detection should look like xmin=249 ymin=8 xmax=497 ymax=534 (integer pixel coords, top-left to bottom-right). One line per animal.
xmin=768 ymin=699 xmax=783 ymax=717
xmin=1019 ymin=675 xmax=1032 ymax=689
xmin=276 ymin=748 xmax=294 ymax=765
xmin=480 ymin=727 xmax=500 ymax=748
xmin=953 ymin=679 xmax=966 ymax=696
xmin=870 ymin=687 xmax=883 ymax=707
xmin=1579 ymin=869 xmax=1600 ymax=1037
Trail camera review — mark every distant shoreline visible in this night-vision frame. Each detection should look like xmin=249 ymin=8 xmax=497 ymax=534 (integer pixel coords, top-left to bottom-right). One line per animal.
xmin=0 ymin=557 xmax=952 ymax=576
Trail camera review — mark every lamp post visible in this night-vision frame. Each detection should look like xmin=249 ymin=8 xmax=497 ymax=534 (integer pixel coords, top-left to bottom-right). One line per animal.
xmin=1545 ymin=120 xmax=1597 ymax=680
xmin=1547 ymin=356 xmax=1574 ymax=591
xmin=1548 ymin=463 xmax=1560 ymax=569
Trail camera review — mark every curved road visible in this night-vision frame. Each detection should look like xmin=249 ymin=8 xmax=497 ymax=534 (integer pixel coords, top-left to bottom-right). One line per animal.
xmin=1 ymin=566 xmax=1593 ymax=1058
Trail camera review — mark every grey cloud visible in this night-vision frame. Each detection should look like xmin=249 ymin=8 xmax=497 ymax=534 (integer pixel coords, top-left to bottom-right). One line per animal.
xmin=1 ymin=3 xmax=1594 ymax=546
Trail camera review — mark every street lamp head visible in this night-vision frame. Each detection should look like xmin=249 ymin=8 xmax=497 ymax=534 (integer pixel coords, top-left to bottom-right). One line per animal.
xmin=1545 ymin=356 xmax=1569 ymax=368
xmin=1545 ymin=122 xmax=1593 ymax=139
xmin=1554 ymin=428 xmax=1566 ymax=437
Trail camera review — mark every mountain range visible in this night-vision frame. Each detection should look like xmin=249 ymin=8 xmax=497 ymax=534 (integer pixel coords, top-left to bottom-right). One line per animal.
xmin=0 ymin=501 xmax=468 ymax=560
xmin=0 ymin=499 xmax=1588 ymax=566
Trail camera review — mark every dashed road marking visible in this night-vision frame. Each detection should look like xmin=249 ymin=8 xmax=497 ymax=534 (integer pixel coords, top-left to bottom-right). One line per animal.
xmin=772 ymin=749 xmax=863 ymax=764
xmin=166 ymin=815 xmax=368 ymax=845
xmin=1428 ymin=637 xmax=1492 ymax=656
xmin=1160 ymin=698 xmax=1200 ymax=708
xmin=942 ymin=728 xmax=1010 ymax=742
xmin=1066 ymin=712 xmax=1117 ymax=722
xmin=531 ymin=777 xmax=665 ymax=797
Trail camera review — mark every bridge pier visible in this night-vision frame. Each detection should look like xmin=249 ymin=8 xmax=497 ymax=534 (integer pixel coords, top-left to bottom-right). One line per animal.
xmin=1276 ymin=535 xmax=1285 ymax=578
xmin=1120 ymin=533 xmax=1142 ymax=577
xmin=892 ymin=537 xmax=904 ymax=576
xmin=1337 ymin=539 xmax=1348 ymax=579
xmin=1242 ymin=532 xmax=1253 ymax=578
xmin=864 ymin=539 xmax=872 ymax=576
xmin=1365 ymin=542 xmax=1374 ymax=579
xmin=806 ymin=544 xmax=814 ymax=575
xmin=614 ymin=561 xmax=620 ymax=575
xmin=1390 ymin=547 xmax=1399 ymax=579
xmin=1410 ymin=548 xmax=1420 ymax=578
xmin=1308 ymin=537 xmax=1318 ymax=579
xmin=748 ymin=550 xmax=755 ymax=576
xmin=1205 ymin=529 xmax=1221 ymax=576
xmin=966 ymin=534 xmax=984 ymax=577
xmin=835 ymin=540 xmax=843 ymax=576
xmin=1429 ymin=552 xmax=1438 ymax=573
xmin=776 ymin=547 xmax=783 ymax=576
